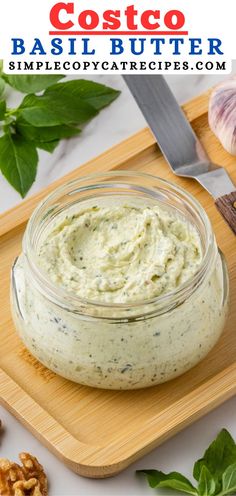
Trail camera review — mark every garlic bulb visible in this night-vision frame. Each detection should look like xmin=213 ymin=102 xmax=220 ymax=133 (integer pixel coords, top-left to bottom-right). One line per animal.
xmin=209 ymin=77 xmax=236 ymax=156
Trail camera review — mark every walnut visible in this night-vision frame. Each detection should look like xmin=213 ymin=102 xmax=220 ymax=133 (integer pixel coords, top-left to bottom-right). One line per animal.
xmin=0 ymin=453 xmax=48 ymax=495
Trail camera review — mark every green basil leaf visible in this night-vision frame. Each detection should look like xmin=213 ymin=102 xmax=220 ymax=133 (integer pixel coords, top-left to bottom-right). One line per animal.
xmin=2 ymin=74 xmax=65 ymax=93
xmin=137 ymin=470 xmax=198 ymax=495
xmin=0 ymin=132 xmax=38 ymax=196
xmin=34 ymin=140 xmax=59 ymax=153
xmin=193 ymin=429 xmax=236 ymax=488
xmin=0 ymin=99 xmax=6 ymax=120
xmin=220 ymin=463 xmax=236 ymax=495
xmin=0 ymin=78 xmax=5 ymax=97
xmin=15 ymin=117 xmax=81 ymax=142
xmin=198 ymin=466 xmax=216 ymax=496
xmin=18 ymin=93 xmax=98 ymax=127
xmin=45 ymin=79 xmax=120 ymax=110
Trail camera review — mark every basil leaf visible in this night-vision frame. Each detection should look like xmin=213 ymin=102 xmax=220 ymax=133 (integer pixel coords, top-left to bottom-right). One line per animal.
xmin=0 ymin=99 xmax=6 ymax=120
xmin=0 ymin=78 xmax=5 ymax=97
xmin=34 ymin=140 xmax=59 ymax=153
xmin=2 ymin=74 xmax=65 ymax=93
xmin=18 ymin=93 xmax=98 ymax=127
xmin=45 ymin=79 xmax=120 ymax=110
xmin=17 ymin=80 xmax=120 ymax=127
xmin=0 ymin=132 xmax=38 ymax=196
xmin=138 ymin=470 xmax=198 ymax=495
xmin=193 ymin=429 xmax=236 ymax=488
xmin=220 ymin=463 xmax=236 ymax=496
xmin=0 ymin=78 xmax=120 ymax=194
xmin=137 ymin=431 xmax=236 ymax=496
xmin=198 ymin=466 xmax=216 ymax=496
xmin=15 ymin=117 xmax=81 ymax=142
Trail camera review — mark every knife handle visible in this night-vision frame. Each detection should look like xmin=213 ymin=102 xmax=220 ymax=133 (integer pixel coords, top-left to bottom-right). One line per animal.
xmin=215 ymin=191 xmax=236 ymax=235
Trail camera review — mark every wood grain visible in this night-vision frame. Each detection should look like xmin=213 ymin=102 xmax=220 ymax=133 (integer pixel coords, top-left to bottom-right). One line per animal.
xmin=216 ymin=191 xmax=236 ymax=235
xmin=0 ymin=88 xmax=236 ymax=478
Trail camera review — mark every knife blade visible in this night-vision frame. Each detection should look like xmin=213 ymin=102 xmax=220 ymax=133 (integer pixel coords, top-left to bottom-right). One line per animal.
xmin=123 ymin=75 xmax=236 ymax=234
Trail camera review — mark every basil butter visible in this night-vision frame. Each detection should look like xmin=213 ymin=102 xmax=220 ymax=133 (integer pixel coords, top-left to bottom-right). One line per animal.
xmin=11 ymin=198 xmax=228 ymax=389
xmin=38 ymin=204 xmax=202 ymax=303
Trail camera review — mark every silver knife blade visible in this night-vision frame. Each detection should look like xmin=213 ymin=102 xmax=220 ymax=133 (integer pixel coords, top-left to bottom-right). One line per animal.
xmin=123 ymin=75 xmax=235 ymax=199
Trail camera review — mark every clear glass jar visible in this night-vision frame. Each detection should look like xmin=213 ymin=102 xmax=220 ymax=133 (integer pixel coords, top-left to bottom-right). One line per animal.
xmin=11 ymin=172 xmax=229 ymax=390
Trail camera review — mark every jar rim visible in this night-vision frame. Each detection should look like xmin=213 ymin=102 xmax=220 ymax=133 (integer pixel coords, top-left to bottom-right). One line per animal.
xmin=23 ymin=170 xmax=216 ymax=319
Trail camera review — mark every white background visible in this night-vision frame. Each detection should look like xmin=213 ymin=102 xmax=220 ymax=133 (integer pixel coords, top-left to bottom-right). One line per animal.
xmin=0 ymin=72 xmax=235 ymax=495
xmin=0 ymin=0 xmax=234 ymax=73
xmin=0 ymin=0 xmax=234 ymax=52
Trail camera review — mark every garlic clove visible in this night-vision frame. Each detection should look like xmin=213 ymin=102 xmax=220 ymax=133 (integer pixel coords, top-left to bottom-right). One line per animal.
xmin=208 ymin=77 xmax=236 ymax=156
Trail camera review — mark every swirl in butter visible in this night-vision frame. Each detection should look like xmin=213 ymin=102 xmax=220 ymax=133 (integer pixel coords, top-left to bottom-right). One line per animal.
xmin=38 ymin=204 xmax=202 ymax=303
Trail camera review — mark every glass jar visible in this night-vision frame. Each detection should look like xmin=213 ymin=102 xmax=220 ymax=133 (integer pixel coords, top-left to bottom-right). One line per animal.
xmin=11 ymin=172 xmax=229 ymax=390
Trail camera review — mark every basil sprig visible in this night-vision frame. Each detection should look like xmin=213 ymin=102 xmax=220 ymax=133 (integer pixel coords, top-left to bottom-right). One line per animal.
xmin=138 ymin=429 xmax=236 ymax=495
xmin=0 ymin=71 xmax=120 ymax=197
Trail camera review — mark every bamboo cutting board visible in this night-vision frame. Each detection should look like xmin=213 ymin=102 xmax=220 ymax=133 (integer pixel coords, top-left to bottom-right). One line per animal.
xmin=0 ymin=88 xmax=236 ymax=478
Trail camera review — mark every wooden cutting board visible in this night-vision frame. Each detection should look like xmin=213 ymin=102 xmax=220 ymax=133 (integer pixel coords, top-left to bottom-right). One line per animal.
xmin=0 ymin=88 xmax=236 ymax=478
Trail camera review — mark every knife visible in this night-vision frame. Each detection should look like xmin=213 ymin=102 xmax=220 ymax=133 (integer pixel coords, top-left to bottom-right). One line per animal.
xmin=123 ymin=75 xmax=236 ymax=235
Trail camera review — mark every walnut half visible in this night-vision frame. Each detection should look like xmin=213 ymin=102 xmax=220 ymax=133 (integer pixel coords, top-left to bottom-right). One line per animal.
xmin=0 ymin=453 xmax=48 ymax=495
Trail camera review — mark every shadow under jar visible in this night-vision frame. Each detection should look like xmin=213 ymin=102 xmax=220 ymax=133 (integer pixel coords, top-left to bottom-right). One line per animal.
xmin=11 ymin=172 xmax=229 ymax=390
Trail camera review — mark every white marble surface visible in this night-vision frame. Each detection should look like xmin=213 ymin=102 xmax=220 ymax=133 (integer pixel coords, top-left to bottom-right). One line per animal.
xmin=0 ymin=73 xmax=236 ymax=496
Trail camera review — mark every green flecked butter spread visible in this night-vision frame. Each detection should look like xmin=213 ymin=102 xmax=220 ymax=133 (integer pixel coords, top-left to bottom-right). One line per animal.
xmin=12 ymin=197 xmax=227 ymax=389
xmin=38 ymin=204 xmax=202 ymax=303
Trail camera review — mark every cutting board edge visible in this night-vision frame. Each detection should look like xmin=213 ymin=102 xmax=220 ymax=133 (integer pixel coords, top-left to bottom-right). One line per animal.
xmin=0 ymin=363 xmax=235 ymax=478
